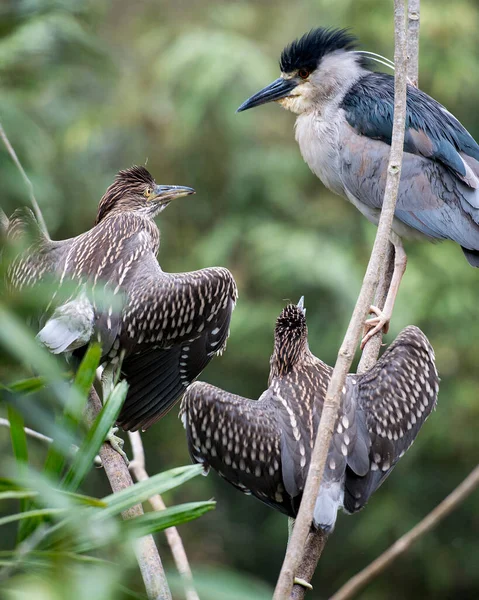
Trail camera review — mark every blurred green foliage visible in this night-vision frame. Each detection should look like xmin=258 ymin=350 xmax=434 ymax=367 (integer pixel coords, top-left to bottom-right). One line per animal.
xmin=1 ymin=0 xmax=479 ymax=598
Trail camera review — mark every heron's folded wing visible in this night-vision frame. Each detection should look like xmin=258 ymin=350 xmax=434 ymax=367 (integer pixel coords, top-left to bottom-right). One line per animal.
xmin=341 ymin=72 xmax=479 ymax=190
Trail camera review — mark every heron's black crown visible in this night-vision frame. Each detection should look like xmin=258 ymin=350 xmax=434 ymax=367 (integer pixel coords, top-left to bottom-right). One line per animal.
xmin=272 ymin=304 xmax=308 ymax=376
xmin=96 ymin=166 xmax=156 ymax=224
xmin=280 ymin=27 xmax=358 ymax=74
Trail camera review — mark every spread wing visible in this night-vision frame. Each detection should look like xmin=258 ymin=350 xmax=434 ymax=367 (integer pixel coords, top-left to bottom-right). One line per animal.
xmin=116 ymin=264 xmax=237 ymax=431
xmin=343 ymin=326 xmax=439 ymax=513
xmin=180 ymin=381 xmax=299 ymax=517
xmin=5 ymin=208 xmax=70 ymax=291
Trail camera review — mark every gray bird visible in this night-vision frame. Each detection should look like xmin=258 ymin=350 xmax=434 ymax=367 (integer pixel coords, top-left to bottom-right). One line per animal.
xmin=180 ymin=299 xmax=439 ymax=531
xmin=237 ymin=28 xmax=479 ymax=346
xmin=6 ymin=166 xmax=238 ymax=434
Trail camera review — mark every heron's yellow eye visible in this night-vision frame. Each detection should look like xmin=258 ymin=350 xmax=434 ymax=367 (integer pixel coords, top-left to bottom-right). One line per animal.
xmin=144 ymin=187 xmax=152 ymax=198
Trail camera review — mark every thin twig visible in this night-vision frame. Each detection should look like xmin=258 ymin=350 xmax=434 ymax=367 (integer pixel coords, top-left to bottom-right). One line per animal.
xmin=0 ymin=417 xmax=102 ymax=466
xmin=407 ymin=0 xmax=420 ymax=87
xmin=0 ymin=122 xmax=49 ymax=239
xmin=128 ymin=431 xmax=200 ymax=600
xmin=86 ymin=389 xmax=172 ymax=600
xmin=273 ymin=3 xmax=409 ymax=599
xmin=330 ymin=464 xmax=479 ymax=600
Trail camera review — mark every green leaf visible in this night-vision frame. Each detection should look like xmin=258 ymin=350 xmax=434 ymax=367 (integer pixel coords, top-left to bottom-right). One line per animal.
xmin=0 ymin=508 xmax=67 ymax=527
xmin=99 ymin=464 xmax=203 ymax=519
xmin=0 ymin=491 xmax=38 ymax=501
xmin=72 ymin=343 xmax=102 ymax=403
xmin=124 ymin=501 xmax=215 ymax=538
xmin=7 ymin=405 xmax=28 ymax=465
xmin=2 ymin=376 xmax=46 ymax=394
xmin=7 ymin=405 xmax=31 ymax=541
xmin=62 ymin=380 xmax=127 ymax=492
xmin=43 ymin=345 xmax=101 ymax=479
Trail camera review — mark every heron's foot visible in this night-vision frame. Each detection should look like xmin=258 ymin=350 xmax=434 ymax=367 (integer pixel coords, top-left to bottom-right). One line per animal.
xmin=106 ymin=427 xmax=129 ymax=465
xmin=361 ymin=305 xmax=390 ymax=349
xmin=293 ymin=577 xmax=313 ymax=590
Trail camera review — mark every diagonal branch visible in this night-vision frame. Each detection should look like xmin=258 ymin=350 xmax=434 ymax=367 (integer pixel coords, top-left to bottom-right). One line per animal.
xmin=329 ymin=464 xmax=479 ymax=600
xmin=0 ymin=122 xmax=50 ymax=239
xmin=86 ymin=388 xmax=172 ymax=600
xmin=273 ymin=3 xmax=409 ymax=598
xmin=128 ymin=431 xmax=200 ymax=600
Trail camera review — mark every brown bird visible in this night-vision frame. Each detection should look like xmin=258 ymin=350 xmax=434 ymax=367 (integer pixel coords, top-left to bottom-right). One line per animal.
xmin=180 ymin=299 xmax=439 ymax=531
xmin=7 ymin=166 xmax=238 ymax=434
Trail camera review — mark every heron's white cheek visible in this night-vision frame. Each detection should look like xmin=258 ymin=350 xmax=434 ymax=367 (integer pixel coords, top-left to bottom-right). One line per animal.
xmin=277 ymin=94 xmax=312 ymax=115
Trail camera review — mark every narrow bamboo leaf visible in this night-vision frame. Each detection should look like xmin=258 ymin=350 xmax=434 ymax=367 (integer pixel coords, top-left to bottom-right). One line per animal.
xmin=42 ymin=414 xmax=69 ymax=480
xmin=124 ymin=501 xmax=215 ymax=538
xmin=2 ymin=377 xmax=46 ymax=394
xmin=7 ymin=406 xmax=28 ymax=465
xmin=7 ymin=405 xmax=31 ymax=541
xmin=99 ymin=464 xmax=203 ymax=518
xmin=0 ymin=478 xmax=24 ymax=491
xmin=0 ymin=508 xmax=67 ymax=527
xmin=72 ymin=343 xmax=102 ymax=404
xmin=43 ymin=345 xmax=101 ymax=479
xmin=62 ymin=380 xmax=127 ymax=492
xmin=0 ymin=491 xmax=38 ymax=501
xmin=59 ymin=490 xmax=106 ymax=508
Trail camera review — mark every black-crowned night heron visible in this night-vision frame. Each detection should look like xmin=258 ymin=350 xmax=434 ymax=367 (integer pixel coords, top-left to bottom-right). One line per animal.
xmin=7 ymin=166 xmax=238 ymax=438
xmin=237 ymin=27 xmax=479 ymax=346
xmin=180 ymin=299 xmax=439 ymax=531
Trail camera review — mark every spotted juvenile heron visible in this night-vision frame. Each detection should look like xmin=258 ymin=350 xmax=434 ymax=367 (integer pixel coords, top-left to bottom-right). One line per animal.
xmin=238 ymin=27 xmax=479 ymax=346
xmin=180 ymin=299 xmax=439 ymax=531
xmin=7 ymin=166 xmax=238 ymax=435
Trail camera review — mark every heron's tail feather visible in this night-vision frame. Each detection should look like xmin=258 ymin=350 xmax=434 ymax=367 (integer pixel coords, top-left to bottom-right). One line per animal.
xmin=461 ymin=246 xmax=479 ymax=267
xmin=313 ymin=481 xmax=343 ymax=532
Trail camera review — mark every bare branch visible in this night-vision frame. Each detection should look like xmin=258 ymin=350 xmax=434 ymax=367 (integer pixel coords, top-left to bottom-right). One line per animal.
xmin=0 ymin=122 xmax=50 ymax=239
xmin=273 ymin=3 xmax=409 ymax=598
xmin=329 ymin=464 xmax=479 ymax=600
xmin=407 ymin=0 xmax=421 ymax=86
xmin=0 ymin=417 xmax=101 ymax=466
xmin=86 ymin=389 xmax=172 ymax=600
xmin=128 ymin=431 xmax=200 ymax=600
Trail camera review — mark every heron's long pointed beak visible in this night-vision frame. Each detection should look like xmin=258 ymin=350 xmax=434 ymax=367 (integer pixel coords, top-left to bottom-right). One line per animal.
xmin=237 ymin=77 xmax=298 ymax=113
xmin=152 ymin=185 xmax=195 ymax=204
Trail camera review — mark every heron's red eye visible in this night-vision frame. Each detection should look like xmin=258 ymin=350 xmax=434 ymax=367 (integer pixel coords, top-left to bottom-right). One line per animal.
xmin=298 ymin=68 xmax=310 ymax=79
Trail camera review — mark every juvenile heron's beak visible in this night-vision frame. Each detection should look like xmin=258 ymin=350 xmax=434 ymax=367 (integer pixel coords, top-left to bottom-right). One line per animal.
xmin=297 ymin=296 xmax=306 ymax=315
xmin=237 ymin=77 xmax=297 ymax=112
xmin=151 ymin=185 xmax=195 ymax=204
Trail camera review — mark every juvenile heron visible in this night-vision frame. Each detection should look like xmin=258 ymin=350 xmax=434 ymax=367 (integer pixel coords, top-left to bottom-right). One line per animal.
xmin=7 ymin=166 xmax=238 ymax=437
xmin=238 ymin=28 xmax=479 ymax=345
xmin=180 ymin=299 xmax=439 ymax=531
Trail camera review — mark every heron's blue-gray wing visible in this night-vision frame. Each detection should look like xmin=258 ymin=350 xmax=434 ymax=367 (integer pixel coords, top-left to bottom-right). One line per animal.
xmin=342 ymin=72 xmax=479 ymax=189
xmin=340 ymin=73 xmax=479 ymax=258
xmin=343 ymin=326 xmax=439 ymax=514
xmin=180 ymin=382 xmax=298 ymax=517
xmin=116 ymin=264 xmax=237 ymax=431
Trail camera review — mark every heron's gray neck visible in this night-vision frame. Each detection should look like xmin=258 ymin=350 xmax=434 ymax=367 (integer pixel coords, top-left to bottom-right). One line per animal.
xmin=308 ymin=52 xmax=366 ymax=115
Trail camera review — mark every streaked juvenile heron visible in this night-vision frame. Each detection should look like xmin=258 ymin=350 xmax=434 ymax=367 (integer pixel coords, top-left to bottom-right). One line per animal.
xmin=181 ymin=299 xmax=439 ymax=531
xmin=238 ymin=28 xmax=479 ymax=345
xmin=7 ymin=166 xmax=238 ymax=444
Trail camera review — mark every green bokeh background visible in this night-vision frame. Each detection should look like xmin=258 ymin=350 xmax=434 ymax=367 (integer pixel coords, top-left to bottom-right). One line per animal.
xmin=1 ymin=0 xmax=478 ymax=598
